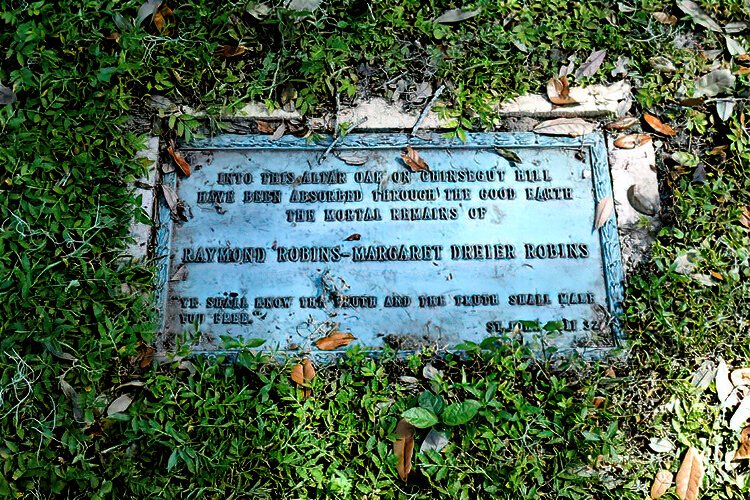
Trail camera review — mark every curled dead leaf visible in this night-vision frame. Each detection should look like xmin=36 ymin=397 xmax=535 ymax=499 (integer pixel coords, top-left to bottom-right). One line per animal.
xmin=650 ymin=469 xmax=673 ymax=499
xmin=605 ymin=116 xmax=639 ymax=131
xmin=675 ymin=447 xmax=704 ymax=500
xmin=575 ymin=49 xmax=607 ymax=78
xmin=644 ymin=113 xmax=677 ymax=136
xmin=315 ymin=330 xmax=356 ymax=350
xmin=614 ymin=133 xmax=652 ymax=149
xmin=592 ymin=396 xmax=606 ymax=408
xmin=739 ymin=206 xmax=750 ymax=230
xmin=344 ymin=233 xmax=361 ymax=241
xmin=730 ymin=368 xmax=750 ymax=387
xmin=166 ymin=145 xmax=191 ymax=176
xmin=547 ymin=76 xmax=577 ymax=105
xmin=217 ymin=44 xmax=249 ymax=58
xmin=533 ymin=117 xmax=595 ymax=137
xmin=733 ymin=426 xmax=750 ymax=460
xmin=291 ymin=357 xmax=315 ymax=386
xmin=594 ymin=196 xmax=614 ymax=230
xmin=394 ymin=419 xmax=415 ymax=481
xmin=401 ymin=146 xmax=430 ymax=172
xmin=652 ymin=12 xmax=677 ymax=25
xmin=152 ymin=3 xmax=174 ymax=34
xmin=493 ymin=147 xmax=522 ymax=164
xmin=255 ymin=120 xmax=277 ymax=134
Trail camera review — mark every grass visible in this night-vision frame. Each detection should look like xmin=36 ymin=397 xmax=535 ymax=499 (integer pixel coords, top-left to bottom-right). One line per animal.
xmin=1 ymin=0 xmax=749 ymax=498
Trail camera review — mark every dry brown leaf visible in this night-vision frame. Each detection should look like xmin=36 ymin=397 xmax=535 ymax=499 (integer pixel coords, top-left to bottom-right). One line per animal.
xmin=166 ymin=145 xmax=191 ymax=176
xmin=592 ymin=396 xmax=606 ymax=408
xmin=291 ymin=357 xmax=315 ymax=386
xmin=152 ymin=4 xmax=174 ymax=34
xmin=605 ymin=116 xmax=639 ymax=131
xmin=547 ymin=76 xmax=577 ymax=105
xmin=594 ymin=196 xmax=614 ymax=229
xmin=614 ymin=133 xmax=652 ymax=149
xmin=344 ymin=233 xmax=361 ymax=241
xmin=604 ymin=366 xmax=616 ymax=378
xmin=739 ymin=206 xmax=750 ymax=230
xmin=732 ymin=368 xmax=750 ymax=386
xmin=644 ymin=113 xmax=677 ymax=136
xmin=394 ymin=419 xmax=415 ymax=481
xmin=401 ymin=146 xmax=430 ymax=172
xmin=255 ymin=120 xmax=277 ymax=134
xmin=675 ymin=447 xmax=704 ymax=500
xmin=315 ymin=330 xmax=356 ymax=350
xmin=652 ymin=12 xmax=677 ymax=25
xmin=217 ymin=44 xmax=249 ymax=58
xmin=733 ymin=426 xmax=750 ymax=460
xmin=650 ymin=469 xmax=674 ymax=499
xmin=270 ymin=122 xmax=287 ymax=141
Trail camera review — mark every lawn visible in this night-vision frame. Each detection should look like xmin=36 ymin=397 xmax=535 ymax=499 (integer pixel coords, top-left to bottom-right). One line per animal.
xmin=1 ymin=0 xmax=749 ymax=498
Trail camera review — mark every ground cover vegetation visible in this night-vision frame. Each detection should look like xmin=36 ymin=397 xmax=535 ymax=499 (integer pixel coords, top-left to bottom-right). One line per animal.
xmin=1 ymin=0 xmax=749 ymax=498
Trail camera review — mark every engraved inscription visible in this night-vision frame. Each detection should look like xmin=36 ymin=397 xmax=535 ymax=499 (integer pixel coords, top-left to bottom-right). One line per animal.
xmin=162 ymin=133 xmax=621 ymax=352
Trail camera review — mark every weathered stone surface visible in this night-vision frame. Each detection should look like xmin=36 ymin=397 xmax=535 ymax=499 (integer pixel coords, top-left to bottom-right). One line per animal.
xmin=126 ymin=137 xmax=159 ymax=259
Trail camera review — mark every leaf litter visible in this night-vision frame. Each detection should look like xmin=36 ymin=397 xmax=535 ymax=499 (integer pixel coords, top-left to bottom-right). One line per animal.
xmin=394 ymin=419 xmax=415 ymax=481
xmin=675 ymin=446 xmax=704 ymax=500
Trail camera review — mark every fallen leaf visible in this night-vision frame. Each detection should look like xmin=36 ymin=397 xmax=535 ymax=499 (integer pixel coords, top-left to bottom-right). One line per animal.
xmin=60 ymin=378 xmax=84 ymax=422
xmin=422 ymin=364 xmax=442 ymax=381
xmin=604 ymin=366 xmax=616 ymax=378
xmin=611 ymin=56 xmax=629 ymax=77
xmin=574 ymin=49 xmax=607 ymax=78
xmin=627 ymin=185 xmax=658 ymax=216
xmin=335 ymin=151 xmax=370 ymax=165
xmin=717 ymin=359 xmax=738 ymax=407
xmin=740 ymin=206 xmax=750 ymax=230
xmin=652 ymin=12 xmax=677 ymax=24
xmin=217 ymin=44 xmax=249 ymax=58
xmin=270 ymin=122 xmax=287 ymax=141
xmin=136 ymin=0 xmax=162 ymax=25
xmin=152 ymin=4 xmax=174 ymax=34
xmin=137 ymin=345 xmax=155 ymax=369
xmin=613 ymin=133 xmax=652 ymax=149
xmin=725 ymin=36 xmax=747 ymax=56
xmin=166 ymin=145 xmax=191 ymax=176
xmin=692 ymin=164 xmax=707 ymax=183
xmin=605 ymin=116 xmax=639 ymax=131
xmin=435 ymin=8 xmax=481 ymax=23
xmin=730 ymin=396 xmax=750 ymax=431
xmin=255 ymin=120 xmax=277 ymax=134
xmin=394 ymin=419 xmax=414 ymax=481
xmin=399 ymin=376 xmax=419 ymax=384
xmin=594 ymin=196 xmax=614 ymax=229
xmin=285 ymin=0 xmax=322 ymax=12
xmin=650 ymin=56 xmax=677 ymax=72
xmin=675 ymin=447 xmax=704 ymax=500
xmin=725 ymin=22 xmax=749 ymax=33
xmin=117 ymin=381 xmax=146 ymax=390
xmin=0 ymin=84 xmax=17 ymax=105
xmin=694 ymin=69 xmax=736 ymax=98
xmin=533 ymin=117 xmax=596 ymax=137
xmin=733 ymin=426 xmax=750 ymax=460
xmin=161 ymin=184 xmax=180 ymax=215
xmin=315 ymin=330 xmax=356 ymax=350
xmin=291 ymin=357 xmax=315 ymax=386
xmin=107 ymin=394 xmax=133 ymax=416
xmin=493 ymin=147 xmax=522 ymax=164
xmin=344 ymin=233 xmax=361 ymax=241
xmin=420 ymin=429 xmax=449 ymax=454
xmin=716 ymin=99 xmax=736 ymax=122
xmin=592 ymin=396 xmax=606 ymax=408
xmin=731 ymin=368 xmax=750 ymax=386
xmin=178 ymin=360 xmax=196 ymax=375
xmin=547 ymin=76 xmax=577 ymax=105
xmin=677 ymin=0 xmax=722 ymax=32
xmin=650 ymin=469 xmax=674 ymax=499
xmin=690 ymin=359 xmax=717 ymax=389
xmin=649 ymin=437 xmax=675 ymax=453
xmin=247 ymin=2 xmax=271 ymax=19
xmin=644 ymin=113 xmax=677 ymax=136
xmin=401 ymin=146 xmax=430 ymax=172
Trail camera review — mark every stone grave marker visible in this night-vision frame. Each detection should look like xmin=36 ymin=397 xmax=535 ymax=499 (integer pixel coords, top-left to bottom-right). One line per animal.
xmin=154 ymin=132 xmax=625 ymax=356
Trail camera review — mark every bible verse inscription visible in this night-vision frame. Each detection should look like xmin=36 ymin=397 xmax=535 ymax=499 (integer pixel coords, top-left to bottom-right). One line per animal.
xmin=159 ymin=133 xmax=624 ymax=353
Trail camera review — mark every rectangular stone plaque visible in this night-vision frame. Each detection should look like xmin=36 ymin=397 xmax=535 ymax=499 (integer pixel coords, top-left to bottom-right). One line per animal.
xmin=155 ymin=132 xmax=625 ymax=356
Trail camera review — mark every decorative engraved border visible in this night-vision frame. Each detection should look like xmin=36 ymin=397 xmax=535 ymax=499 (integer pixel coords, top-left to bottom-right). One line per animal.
xmin=155 ymin=132 xmax=626 ymax=355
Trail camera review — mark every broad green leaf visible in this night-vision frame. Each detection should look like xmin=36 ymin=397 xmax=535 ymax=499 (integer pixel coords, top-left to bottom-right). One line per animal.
xmin=402 ymin=407 xmax=438 ymax=429
xmin=442 ymin=400 xmax=482 ymax=426
xmin=419 ymin=391 xmax=445 ymax=415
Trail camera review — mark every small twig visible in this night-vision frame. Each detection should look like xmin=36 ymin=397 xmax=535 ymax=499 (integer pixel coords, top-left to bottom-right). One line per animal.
xmin=319 ymin=117 xmax=368 ymax=164
xmin=411 ymin=84 xmax=445 ymax=136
